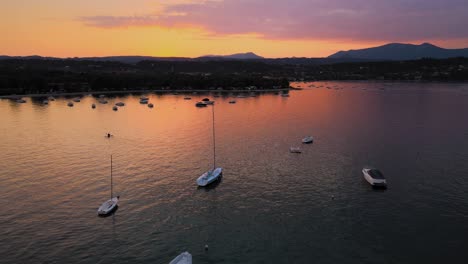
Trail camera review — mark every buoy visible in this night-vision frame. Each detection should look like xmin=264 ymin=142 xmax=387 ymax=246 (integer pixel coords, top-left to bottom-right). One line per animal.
xmin=204 ymin=244 xmax=209 ymax=251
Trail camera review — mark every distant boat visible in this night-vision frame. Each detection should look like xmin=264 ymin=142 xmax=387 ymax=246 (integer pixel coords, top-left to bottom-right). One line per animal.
xmin=42 ymin=100 xmax=49 ymax=105
xmin=229 ymin=100 xmax=236 ymax=104
xmin=289 ymin=147 xmax=302 ymax=153
xmin=99 ymin=94 xmax=106 ymax=98
xmin=73 ymin=97 xmax=81 ymax=102
xmin=47 ymin=96 xmax=55 ymax=101
xmin=99 ymin=100 xmax=108 ymax=104
xmin=169 ymin=252 xmax=192 ymax=264
xmin=204 ymin=101 xmax=214 ymax=105
xmin=184 ymin=97 xmax=192 ymax=100
xmin=302 ymin=136 xmax=314 ymax=144
xmin=115 ymin=102 xmax=125 ymax=107
xmin=148 ymin=103 xmax=154 ymax=108
xmin=202 ymin=98 xmax=210 ymax=102
xmin=195 ymin=102 xmax=207 ymax=107
xmin=197 ymin=103 xmax=223 ymax=187
xmin=140 ymin=96 xmax=149 ymax=101
xmin=140 ymin=99 xmax=148 ymax=104
xmin=281 ymin=94 xmax=290 ymax=97
xmin=98 ymin=155 xmax=119 ymax=216
xmin=16 ymin=99 xmax=26 ymax=103
xmin=92 ymin=103 xmax=96 ymax=109
xmin=362 ymin=167 xmax=387 ymax=188
xmin=67 ymin=102 xmax=74 ymax=107
xmin=112 ymin=106 xmax=118 ymax=111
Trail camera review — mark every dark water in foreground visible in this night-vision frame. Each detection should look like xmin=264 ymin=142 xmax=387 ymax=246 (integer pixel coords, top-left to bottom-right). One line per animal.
xmin=1 ymin=82 xmax=468 ymax=264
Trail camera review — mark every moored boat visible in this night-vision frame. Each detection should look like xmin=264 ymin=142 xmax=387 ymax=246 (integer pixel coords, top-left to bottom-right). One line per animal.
xmin=362 ymin=167 xmax=387 ymax=188
xmin=302 ymin=136 xmax=314 ymax=144
xmin=195 ymin=102 xmax=207 ymax=107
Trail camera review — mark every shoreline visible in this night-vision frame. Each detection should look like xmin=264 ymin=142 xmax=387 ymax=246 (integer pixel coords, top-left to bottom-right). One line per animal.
xmin=0 ymin=88 xmax=291 ymax=99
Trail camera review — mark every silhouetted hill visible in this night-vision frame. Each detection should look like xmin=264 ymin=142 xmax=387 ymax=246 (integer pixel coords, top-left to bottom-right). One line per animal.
xmin=328 ymin=43 xmax=468 ymax=60
xmin=197 ymin=52 xmax=264 ymax=60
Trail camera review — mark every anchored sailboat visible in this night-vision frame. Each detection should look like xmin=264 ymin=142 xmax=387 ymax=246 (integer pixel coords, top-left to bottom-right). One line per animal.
xmin=197 ymin=103 xmax=223 ymax=186
xmin=97 ymin=155 xmax=119 ymax=216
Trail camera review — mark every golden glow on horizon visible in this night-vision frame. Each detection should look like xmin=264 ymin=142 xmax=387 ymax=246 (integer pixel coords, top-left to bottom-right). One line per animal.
xmin=1 ymin=1 xmax=465 ymax=58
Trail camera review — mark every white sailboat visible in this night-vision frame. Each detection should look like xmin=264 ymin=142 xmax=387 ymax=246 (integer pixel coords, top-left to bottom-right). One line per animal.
xmin=169 ymin=252 xmax=192 ymax=264
xmin=197 ymin=103 xmax=223 ymax=186
xmin=98 ymin=155 xmax=119 ymax=216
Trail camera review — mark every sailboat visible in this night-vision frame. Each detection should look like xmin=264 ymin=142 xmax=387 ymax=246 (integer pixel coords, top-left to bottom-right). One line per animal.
xmin=98 ymin=155 xmax=119 ymax=216
xmin=197 ymin=103 xmax=223 ymax=186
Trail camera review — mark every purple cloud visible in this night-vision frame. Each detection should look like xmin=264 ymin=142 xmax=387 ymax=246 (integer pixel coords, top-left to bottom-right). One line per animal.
xmin=80 ymin=0 xmax=468 ymax=41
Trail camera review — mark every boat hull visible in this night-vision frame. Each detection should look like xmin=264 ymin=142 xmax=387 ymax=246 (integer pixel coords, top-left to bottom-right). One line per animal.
xmin=169 ymin=252 xmax=192 ymax=264
xmin=362 ymin=169 xmax=387 ymax=188
xmin=97 ymin=197 xmax=119 ymax=216
xmin=197 ymin=168 xmax=223 ymax=186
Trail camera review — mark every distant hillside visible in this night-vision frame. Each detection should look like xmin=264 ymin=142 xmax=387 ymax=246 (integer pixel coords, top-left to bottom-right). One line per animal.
xmin=328 ymin=43 xmax=468 ymax=61
xmin=197 ymin=52 xmax=264 ymax=60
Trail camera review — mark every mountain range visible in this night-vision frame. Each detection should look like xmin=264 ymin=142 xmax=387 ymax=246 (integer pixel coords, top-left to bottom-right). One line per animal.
xmin=1 ymin=43 xmax=468 ymax=63
xmin=328 ymin=43 xmax=468 ymax=60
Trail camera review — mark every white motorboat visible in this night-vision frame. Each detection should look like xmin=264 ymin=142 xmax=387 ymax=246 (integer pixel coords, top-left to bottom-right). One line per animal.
xmin=204 ymin=101 xmax=214 ymax=105
xmin=16 ymin=99 xmax=26 ymax=103
xmin=289 ymin=147 xmax=302 ymax=153
xmin=362 ymin=167 xmax=387 ymax=188
xmin=140 ymin=99 xmax=149 ymax=104
xmin=169 ymin=252 xmax=192 ymax=264
xmin=197 ymin=103 xmax=223 ymax=187
xmin=302 ymin=136 xmax=314 ymax=144
xmin=195 ymin=102 xmax=207 ymax=107
xmin=115 ymin=102 xmax=125 ymax=107
xmin=98 ymin=155 xmax=119 ymax=216
xmin=67 ymin=102 xmax=74 ymax=107
xmin=140 ymin=96 xmax=149 ymax=101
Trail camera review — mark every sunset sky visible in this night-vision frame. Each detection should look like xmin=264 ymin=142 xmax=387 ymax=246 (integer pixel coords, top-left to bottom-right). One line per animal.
xmin=2 ymin=0 xmax=468 ymax=58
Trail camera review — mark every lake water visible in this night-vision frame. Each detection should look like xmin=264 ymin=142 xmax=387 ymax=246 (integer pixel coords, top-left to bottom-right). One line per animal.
xmin=1 ymin=82 xmax=468 ymax=264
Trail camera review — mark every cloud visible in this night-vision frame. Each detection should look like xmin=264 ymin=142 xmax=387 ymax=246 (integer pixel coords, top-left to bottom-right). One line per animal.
xmin=79 ymin=0 xmax=468 ymax=42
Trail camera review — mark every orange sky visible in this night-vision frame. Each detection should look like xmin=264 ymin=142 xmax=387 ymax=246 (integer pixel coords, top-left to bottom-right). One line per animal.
xmin=1 ymin=0 xmax=467 ymax=58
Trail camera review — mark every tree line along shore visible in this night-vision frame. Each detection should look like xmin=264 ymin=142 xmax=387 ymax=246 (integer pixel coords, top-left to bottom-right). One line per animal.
xmin=0 ymin=57 xmax=467 ymax=96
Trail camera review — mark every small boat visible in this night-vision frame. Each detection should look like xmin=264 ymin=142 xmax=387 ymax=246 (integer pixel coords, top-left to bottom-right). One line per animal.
xmin=98 ymin=155 xmax=119 ymax=216
xmin=140 ymin=96 xmax=149 ymax=101
xmin=281 ymin=94 xmax=290 ymax=97
xmin=99 ymin=94 xmax=106 ymax=98
xmin=169 ymin=252 xmax=192 ymax=264
xmin=42 ymin=100 xmax=49 ymax=105
xmin=140 ymin=99 xmax=148 ymax=104
xmin=202 ymin=98 xmax=210 ymax=102
xmin=115 ymin=102 xmax=125 ymax=107
xmin=289 ymin=147 xmax=302 ymax=153
xmin=184 ymin=97 xmax=192 ymax=100
xmin=195 ymin=102 xmax=207 ymax=107
xmin=197 ymin=103 xmax=223 ymax=187
xmin=73 ymin=97 xmax=81 ymax=102
xmin=302 ymin=136 xmax=314 ymax=144
xmin=16 ymin=99 xmax=26 ymax=103
xmin=67 ymin=102 xmax=74 ymax=107
xmin=362 ymin=167 xmax=387 ymax=188
xmin=99 ymin=100 xmax=108 ymax=104
xmin=229 ymin=100 xmax=236 ymax=104
xmin=148 ymin=103 xmax=154 ymax=108
xmin=204 ymin=101 xmax=214 ymax=105
xmin=92 ymin=103 xmax=96 ymax=109
xmin=47 ymin=96 xmax=55 ymax=101
xmin=112 ymin=106 xmax=118 ymax=111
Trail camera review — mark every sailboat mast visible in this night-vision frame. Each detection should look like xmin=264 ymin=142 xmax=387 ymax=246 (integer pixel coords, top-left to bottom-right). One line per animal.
xmin=212 ymin=103 xmax=216 ymax=169
xmin=110 ymin=154 xmax=113 ymax=199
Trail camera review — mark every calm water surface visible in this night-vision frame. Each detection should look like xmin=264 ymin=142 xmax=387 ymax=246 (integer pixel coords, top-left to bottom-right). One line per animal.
xmin=1 ymin=82 xmax=468 ymax=264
